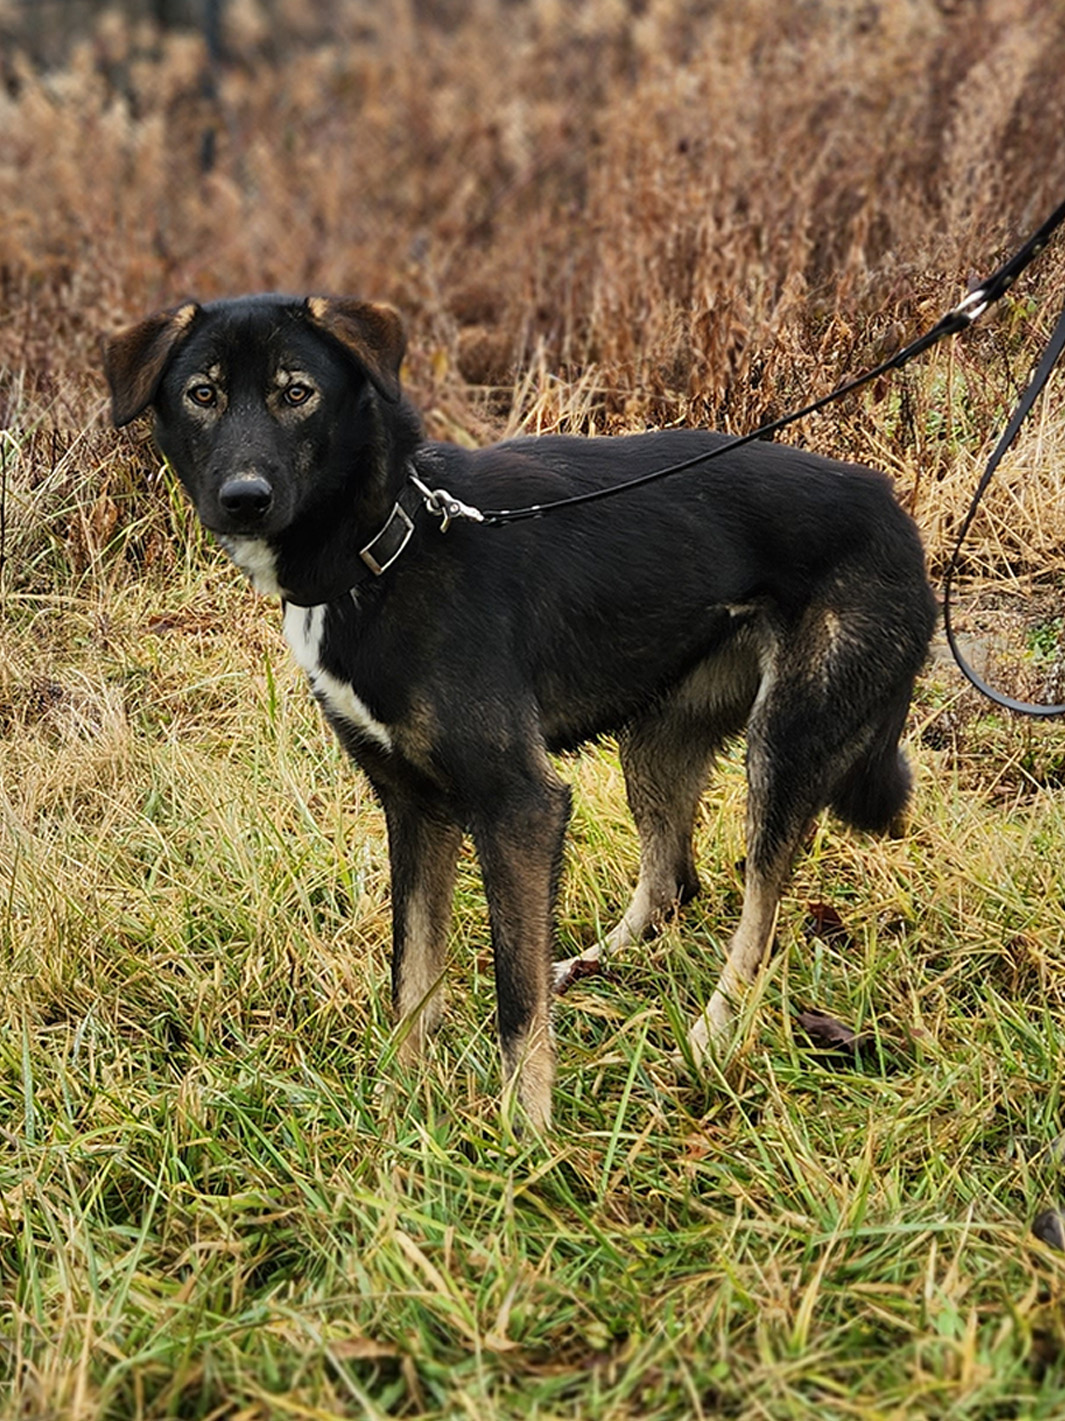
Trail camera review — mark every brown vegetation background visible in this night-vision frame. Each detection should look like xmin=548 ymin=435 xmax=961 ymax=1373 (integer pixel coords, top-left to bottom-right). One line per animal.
xmin=1 ymin=0 xmax=1065 ymax=589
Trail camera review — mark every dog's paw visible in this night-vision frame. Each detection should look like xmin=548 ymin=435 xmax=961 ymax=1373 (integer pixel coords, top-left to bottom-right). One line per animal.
xmin=552 ymin=948 xmax=605 ymax=994
xmin=682 ymin=990 xmax=735 ymax=1070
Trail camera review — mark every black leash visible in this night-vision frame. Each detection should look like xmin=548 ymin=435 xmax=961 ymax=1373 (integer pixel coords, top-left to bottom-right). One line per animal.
xmin=469 ymin=194 xmax=1065 ymax=525
xmin=942 ymin=290 xmax=1065 ymax=716
xmin=409 ymin=196 xmax=1065 ymax=713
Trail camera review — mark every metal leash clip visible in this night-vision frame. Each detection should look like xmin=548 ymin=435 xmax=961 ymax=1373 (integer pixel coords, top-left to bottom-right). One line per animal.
xmin=409 ymin=473 xmax=485 ymax=533
xmin=951 ymin=284 xmax=993 ymax=326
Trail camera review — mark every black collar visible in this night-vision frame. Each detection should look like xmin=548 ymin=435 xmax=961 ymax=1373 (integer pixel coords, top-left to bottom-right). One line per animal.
xmin=349 ymin=480 xmax=424 ymax=585
xmin=348 ymin=464 xmax=486 ymax=589
xmin=277 ymin=481 xmax=422 ymax=609
xmin=281 ymin=465 xmax=484 ymax=606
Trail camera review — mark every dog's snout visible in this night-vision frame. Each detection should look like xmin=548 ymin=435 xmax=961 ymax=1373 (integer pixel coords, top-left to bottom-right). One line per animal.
xmin=218 ymin=474 xmax=274 ymax=518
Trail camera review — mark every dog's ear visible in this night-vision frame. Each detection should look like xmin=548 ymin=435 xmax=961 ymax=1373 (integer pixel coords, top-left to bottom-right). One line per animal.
xmin=102 ymin=302 xmax=201 ymax=427
xmin=305 ymin=297 xmax=405 ymax=404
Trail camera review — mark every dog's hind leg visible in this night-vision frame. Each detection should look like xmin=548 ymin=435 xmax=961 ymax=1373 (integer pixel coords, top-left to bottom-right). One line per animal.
xmin=385 ymin=798 xmax=463 ymax=1064
xmin=553 ymin=641 xmax=762 ymax=995
xmin=472 ymin=763 xmax=571 ymax=1132
xmin=687 ymin=694 xmax=817 ymax=1061
xmin=553 ymin=714 xmax=719 ymax=990
xmin=687 ymin=656 xmax=921 ymax=1063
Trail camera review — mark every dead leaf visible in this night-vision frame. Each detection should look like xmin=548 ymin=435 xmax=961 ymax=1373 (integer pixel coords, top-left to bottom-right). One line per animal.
xmin=795 ymin=1008 xmax=869 ymax=1054
xmin=803 ymin=901 xmax=854 ymax=948
xmin=328 ymin=1337 xmax=399 ymax=1361
xmin=1033 ymin=1209 xmax=1065 ymax=1252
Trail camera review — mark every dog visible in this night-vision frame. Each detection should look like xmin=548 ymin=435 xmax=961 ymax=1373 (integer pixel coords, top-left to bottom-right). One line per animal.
xmin=103 ymin=293 xmax=937 ymax=1131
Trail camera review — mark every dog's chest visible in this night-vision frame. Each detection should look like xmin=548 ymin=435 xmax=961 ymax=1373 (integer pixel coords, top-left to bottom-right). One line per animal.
xmin=282 ymin=602 xmax=393 ymax=751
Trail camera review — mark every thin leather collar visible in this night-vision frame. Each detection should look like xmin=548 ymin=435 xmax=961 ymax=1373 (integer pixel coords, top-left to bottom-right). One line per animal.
xmin=351 ymin=480 xmax=423 ymax=584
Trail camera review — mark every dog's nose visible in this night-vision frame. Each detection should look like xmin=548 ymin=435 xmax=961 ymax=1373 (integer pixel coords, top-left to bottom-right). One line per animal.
xmin=218 ymin=474 xmax=273 ymax=517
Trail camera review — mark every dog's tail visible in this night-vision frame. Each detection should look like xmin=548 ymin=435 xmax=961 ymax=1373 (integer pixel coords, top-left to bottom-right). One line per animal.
xmin=830 ymin=699 xmax=915 ymax=837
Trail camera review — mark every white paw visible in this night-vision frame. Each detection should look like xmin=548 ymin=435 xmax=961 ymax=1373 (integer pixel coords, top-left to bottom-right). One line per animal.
xmin=686 ymin=989 xmax=735 ymax=1066
xmin=552 ymin=945 xmax=603 ymax=993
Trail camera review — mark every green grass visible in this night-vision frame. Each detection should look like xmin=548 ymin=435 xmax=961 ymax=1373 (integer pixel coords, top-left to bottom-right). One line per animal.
xmin=4 ymin=533 xmax=1065 ymax=1418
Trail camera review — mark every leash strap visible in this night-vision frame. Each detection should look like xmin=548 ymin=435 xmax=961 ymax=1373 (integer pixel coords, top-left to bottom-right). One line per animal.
xmin=942 ymin=290 xmax=1065 ymax=717
xmin=883 ymin=193 xmax=1065 ymax=367
xmin=472 ymin=195 xmax=1065 ymax=526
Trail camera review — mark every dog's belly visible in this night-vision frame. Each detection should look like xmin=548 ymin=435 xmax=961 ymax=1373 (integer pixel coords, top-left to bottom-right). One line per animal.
xmin=538 ymin=619 xmax=767 ymax=752
xmin=282 ymin=602 xmax=393 ymax=751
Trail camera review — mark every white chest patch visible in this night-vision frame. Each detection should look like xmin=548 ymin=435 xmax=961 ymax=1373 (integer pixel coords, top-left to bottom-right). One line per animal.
xmin=221 ymin=537 xmax=285 ymax=597
xmin=282 ymin=602 xmax=393 ymax=752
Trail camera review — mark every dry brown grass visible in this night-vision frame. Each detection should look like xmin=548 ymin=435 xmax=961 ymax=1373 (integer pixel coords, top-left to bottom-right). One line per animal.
xmin=3 ymin=0 xmax=1065 ymax=601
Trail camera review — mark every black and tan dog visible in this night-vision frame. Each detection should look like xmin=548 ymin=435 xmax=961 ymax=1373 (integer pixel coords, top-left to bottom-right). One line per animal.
xmin=103 ymin=294 xmax=937 ymax=1131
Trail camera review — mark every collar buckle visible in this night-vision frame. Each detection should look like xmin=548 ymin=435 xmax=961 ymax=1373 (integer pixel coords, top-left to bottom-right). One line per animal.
xmin=359 ymin=500 xmax=415 ymax=576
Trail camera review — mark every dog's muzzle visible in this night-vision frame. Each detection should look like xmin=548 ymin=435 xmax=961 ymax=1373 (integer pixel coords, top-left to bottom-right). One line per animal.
xmin=218 ymin=474 xmax=273 ymax=519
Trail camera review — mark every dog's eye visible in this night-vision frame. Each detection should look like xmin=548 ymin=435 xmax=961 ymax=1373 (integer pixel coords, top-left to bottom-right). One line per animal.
xmin=187 ymin=383 xmax=217 ymax=408
xmin=283 ymin=383 xmax=314 ymax=407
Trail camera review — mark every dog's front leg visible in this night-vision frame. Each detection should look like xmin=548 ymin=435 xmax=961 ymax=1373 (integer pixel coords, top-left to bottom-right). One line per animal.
xmin=472 ymin=773 xmax=571 ymax=1133
xmin=383 ymin=796 xmax=463 ymax=1064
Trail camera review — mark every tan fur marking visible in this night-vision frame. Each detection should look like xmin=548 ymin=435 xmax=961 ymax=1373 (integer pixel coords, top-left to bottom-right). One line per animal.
xmin=689 ymin=890 xmax=782 ymax=1061
xmin=506 ymin=1011 xmax=555 ymax=1133
xmin=395 ymin=890 xmax=448 ymax=1062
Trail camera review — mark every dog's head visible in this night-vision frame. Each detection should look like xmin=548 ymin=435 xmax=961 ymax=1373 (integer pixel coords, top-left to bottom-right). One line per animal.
xmin=102 ymin=294 xmax=409 ymax=542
